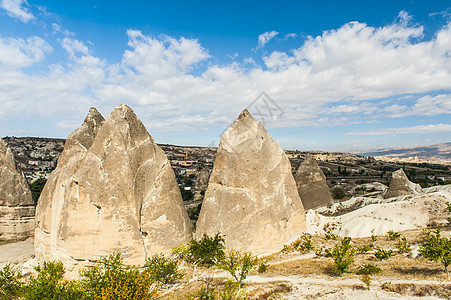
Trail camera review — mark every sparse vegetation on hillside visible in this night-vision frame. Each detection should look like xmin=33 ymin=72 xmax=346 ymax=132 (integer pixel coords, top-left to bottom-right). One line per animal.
xmin=420 ymin=227 xmax=451 ymax=279
xmin=324 ymin=237 xmax=355 ymax=274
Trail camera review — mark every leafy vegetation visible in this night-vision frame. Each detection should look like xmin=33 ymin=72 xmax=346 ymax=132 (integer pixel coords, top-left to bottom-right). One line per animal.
xmin=387 ymin=230 xmax=401 ymax=241
xmin=217 ymin=250 xmax=255 ymax=285
xmin=374 ymin=249 xmax=393 ymax=260
xmin=79 ymin=253 xmax=158 ymax=300
xmin=324 ymin=237 xmax=355 ymax=274
xmin=356 ymin=264 xmax=382 ymax=275
xmin=29 ymin=178 xmax=47 ymax=202
xmin=184 ymin=233 xmax=226 ymax=267
xmin=292 ymin=233 xmax=313 ymax=253
xmin=145 ymin=253 xmax=184 ymax=284
xmin=257 ymin=261 xmax=268 ymax=273
xmin=331 ymin=187 xmax=346 ymax=199
xmin=396 ymin=237 xmax=412 ymax=254
xmin=0 ymin=263 xmax=22 ymax=299
xmin=419 ymin=227 xmax=451 ymax=279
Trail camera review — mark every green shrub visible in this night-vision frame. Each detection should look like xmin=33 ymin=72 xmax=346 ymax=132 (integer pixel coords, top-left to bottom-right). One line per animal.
xmin=371 ymin=234 xmax=378 ymax=242
xmin=189 ymin=286 xmax=216 ymax=300
xmin=187 ymin=233 xmax=225 ymax=266
xmin=145 ymin=253 xmax=184 ymax=284
xmin=79 ymin=253 xmax=158 ymax=300
xmin=419 ymin=227 xmax=451 ymax=279
xmin=356 ymin=244 xmax=373 ymax=253
xmin=257 ymin=261 xmax=268 ymax=274
xmin=360 ymin=274 xmax=371 ymax=290
xmin=315 ymin=247 xmax=324 ymax=257
xmin=396 ymin=237 xmax=411 ymax=254
xmin=217 ymin=250 xmax=255 ymax=285
xmin=23 ymin=261 xmax=83 ymax=300
xmin=387 ymin=230 xmax=401 ymax=241
xmin=218 ymin=280 xmax=247 ymax=300
xmin=0 ymin=263 xmax=22 ymax=299
xmin=446 ymin=202 xmax=451 ymax=224
xmin=292 ymin=233 xmax=313 ymax=254
xmin=356 ymin=264 xmax=382 ymax=275
xmin=374 ymin=249 xmax=393 ymax=260
xmin=325 ymin=237 xmax=355 ymax=274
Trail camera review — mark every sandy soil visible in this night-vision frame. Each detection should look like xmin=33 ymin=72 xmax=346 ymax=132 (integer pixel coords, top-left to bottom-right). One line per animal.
xmin=0 ymin=237 xmax=34 ymax=268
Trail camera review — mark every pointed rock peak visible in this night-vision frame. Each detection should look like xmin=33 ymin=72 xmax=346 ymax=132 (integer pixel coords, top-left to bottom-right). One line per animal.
xmin=393 ymin=168 xmax=408 ymax=178
xmin=82 ymin=107 xmax=105 ymax=131
xmin=238 ymin=109 xmax=253 ymax=120
xmin=106 ymin=104 xmax=142 ymax=126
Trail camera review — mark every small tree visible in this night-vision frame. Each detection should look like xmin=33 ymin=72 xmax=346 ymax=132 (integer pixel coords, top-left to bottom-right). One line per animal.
xmin=217 ymin=250 xmax=255 ymax=286
xmin=387 ymin=230 xmax=401 ymax=241
xmin=0 ymin=263 xmax=22 ymax=299
xmin=419 ymin=227 xmax=451 ymax=279
xmin=145 ymin=253 xmax=185 ymax=284
xmin=187 ymin=233 xmax=225 ymax=266
xmin=325 ymin=237 xmax=355 ymax=274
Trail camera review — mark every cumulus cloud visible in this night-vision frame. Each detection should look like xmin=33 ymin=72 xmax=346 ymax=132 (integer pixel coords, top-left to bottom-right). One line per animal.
xmin=0 ymin=36 xmax=52 ymax=69
xmin=256 ymin=30 xmax=279 ymax=49
xmin=0 ymin=15 xmax=451 ymax=137
xmin=346 ymin=124 xmax=451 ymax=136
xmin=0 ymin=0 xmax=34 ymax=22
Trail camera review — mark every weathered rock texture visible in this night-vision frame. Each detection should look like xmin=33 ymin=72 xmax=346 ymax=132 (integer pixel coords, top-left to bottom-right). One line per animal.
xmin=195 ymin=110 xmax=306 ymax=255
xmin=193 ymin=168 xmax=210 ymax=201
xmin=295 ymin=157 xmax=333 ymax=210
xmin=35 ymin=105 xmax=192 ymax=275
xmin=384 ymin=169 xmax=422 ymax=199
xmin=0 ymin=138 xmax=35 ymax=241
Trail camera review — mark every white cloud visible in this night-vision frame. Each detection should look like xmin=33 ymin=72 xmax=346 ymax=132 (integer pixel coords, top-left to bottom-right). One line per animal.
xmin=0 ymin=0 xmax=34 ymax=23
xmin=346 ymin=124 xmax=451 ymax=136
xmin=0 ymin=36 xmax=52 ymax=69
xmin=1 ymin=15 xmax=451 ymax=137
xmin=52 ymin=23 xmax=74 ymax=36
xmin=284 ymin=33 xmax=297 ymax=39
xmin=256 ymin=30 xmax=279 ymax=49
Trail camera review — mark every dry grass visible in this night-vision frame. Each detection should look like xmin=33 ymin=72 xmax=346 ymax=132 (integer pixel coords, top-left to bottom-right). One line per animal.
xmin=382 ymin=282 xmax=451 ymax=298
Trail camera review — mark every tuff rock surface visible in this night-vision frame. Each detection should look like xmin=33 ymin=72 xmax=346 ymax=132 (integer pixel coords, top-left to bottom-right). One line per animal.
xmin=384 ymin=168 xmax=423 ymax=199
xmin=195 ymin=110 xmax=306 ymax=255
xmin=0 ymin=138 xmax=35 ymax=241
xmin=193 ymin=168 xmax=210 ymax=201
xmin=295 ymin=156 xmax=334 ymax=210
xmin=35 ymin=105 xmax=192 ymax=275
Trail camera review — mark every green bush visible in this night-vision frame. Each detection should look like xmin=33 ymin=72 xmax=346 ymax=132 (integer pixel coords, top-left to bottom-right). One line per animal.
xmin=189 ymin=286 xmax=216 ymax=300
xmin=371 ymin=234 xmax=378 ymax=242
xmin=292 ymin=233 xmax=313 ymax=254
xmin=257 ymin=261 xmax=268 ymax=274
xmin=23 ymin=261 xmax=83 ymax=300
xmin=145 ymin=253 xmax=184 ymax=284
xmin=29 ymin=178 xmax=47 ymax=202
xmin=186 ymin=233 xmax=225 ymax=267
xmin=356 ymin=244 xmax=373 ymax=253
xmin=356 ymin=264 xmax=382 ymax=275
xmin=396 ymin=237 xmax=411 ymax=254
xmin=217 ymin=250 xmax=255 ymax=285
xmin=315 ymin=247 xmax=324 ymax=257
xmin=325 ymin=237 xmax=355 ymax=274
xmin=374 ymin=249 xmax=393 ymax=260
xmin=79 ymin=253 xmax=158 ymax=300
xmin=218 ymin=280 xmax=247 ymax=300
xmin=419 ymin=227 xmax=451 ymax=279
xmin=0 ymin=263 xmax=22 ymax=299
xmin=387 ymin=230 xmax=401 ymax=241
xmin=446 ymin=202 xmax=451 ymax=224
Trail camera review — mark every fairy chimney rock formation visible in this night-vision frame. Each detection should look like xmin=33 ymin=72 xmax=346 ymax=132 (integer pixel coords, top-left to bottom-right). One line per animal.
xmin=295 ymin=156 xmax=334 ymax=210
xmin=0 ymin=137 xmax=35 ymax=240
xmin=384 ymin=168 xmax=423 ymax=199
xmin=35 ymin=105 xmax=192 ymax=275
xmin=195 ymin=109 xmax=306 ymax=255
xmin=193 ymin=168 xmax=210 ymax=201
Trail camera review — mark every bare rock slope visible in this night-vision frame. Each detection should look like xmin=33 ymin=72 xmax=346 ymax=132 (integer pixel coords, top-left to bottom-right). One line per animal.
xmin=35 ymin=105 xmax=192 ymax=275
xmin=195 ymin=110 xmax=306 ymax=255
xmin=295 ymin=156 xmax=333 ymax=210
xmin=384 ymin=168 xmax=422 ymax=199
xmin=0 ymin=137 xmax=35 ymax=240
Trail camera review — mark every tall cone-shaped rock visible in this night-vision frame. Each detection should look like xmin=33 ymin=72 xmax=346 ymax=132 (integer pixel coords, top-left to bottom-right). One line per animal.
xmin=384 ymin=168 xmax=422 ymax=199
xmin=35 ymin=107 xmax=105 ymax=263
xmin=195 ymin=110 xmax=306 ymax=255
xmin=35 ymin=105 xmax=192 ymax=275
xmin=295 ymin=156 xmax=333 ymax=210
xmin=0 ymin=137 xmax=35 ymax=240
xmin=193 ymin=168 xmax=210 ymax=201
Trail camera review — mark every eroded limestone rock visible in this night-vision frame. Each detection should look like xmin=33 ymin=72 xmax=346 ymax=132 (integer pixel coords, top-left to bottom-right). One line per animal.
xmin=295 ymin=157 xmax=333 ymax=210
xmin=0 ymin=137 xmax=35 ymax=241
xmin=384 ymin=168 xmax=422 ymax=199
xmin=35 ymin=105 xmax=192 ymax=275
xmin=195 ymin=110 xmax=306 ymax=255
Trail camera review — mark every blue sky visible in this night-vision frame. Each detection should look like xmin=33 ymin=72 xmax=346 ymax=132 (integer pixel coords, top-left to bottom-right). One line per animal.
xmin=0 ymin=1 xmax=450 ymax=152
